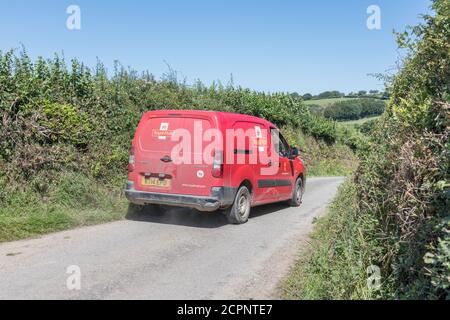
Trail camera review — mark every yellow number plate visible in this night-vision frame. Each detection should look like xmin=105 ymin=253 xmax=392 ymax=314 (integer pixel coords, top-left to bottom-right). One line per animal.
xmin=141 ymin=177 xmax=171 ymax=188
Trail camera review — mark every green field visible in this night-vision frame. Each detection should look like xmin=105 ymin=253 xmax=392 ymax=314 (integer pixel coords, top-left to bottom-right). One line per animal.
xmin=304 ymin=98 xmax=356 ymax=107
xmin=341 ymin=115 xmax=381 ymax=126
xmin=305 ymin=97 xmax=382 ymax=126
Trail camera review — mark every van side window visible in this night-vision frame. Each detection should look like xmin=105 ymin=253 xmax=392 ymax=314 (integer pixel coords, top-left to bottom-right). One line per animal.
xmin=270 ymin=128 xmax=289 ymax=157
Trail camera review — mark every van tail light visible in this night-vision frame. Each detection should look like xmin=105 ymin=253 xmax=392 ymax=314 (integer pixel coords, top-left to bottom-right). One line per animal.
xmin=212 ymin=150 xmax=223 ymax=178
xmin=128 ymin=146 xmax=135 ymax=173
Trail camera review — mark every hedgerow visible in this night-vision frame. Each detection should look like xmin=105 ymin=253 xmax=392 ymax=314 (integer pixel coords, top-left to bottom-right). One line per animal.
xmin=285 ymin=0 xmax=449 ymax=299
xmin=0 ymin=47 xmax=359 ymax=240
xmin=0 ymin=48 xmax=361 ymax=184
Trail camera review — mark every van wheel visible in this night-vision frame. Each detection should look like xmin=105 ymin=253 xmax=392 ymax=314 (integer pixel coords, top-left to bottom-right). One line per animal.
xmin=225 ymin=186 xmax=251 ymax=224
xmin=288 ymin=178 xmax=303 ymax=207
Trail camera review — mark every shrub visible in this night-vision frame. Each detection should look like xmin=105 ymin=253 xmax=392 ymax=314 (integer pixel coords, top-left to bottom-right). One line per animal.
xmin=40 ymin=101 xmax=93 ymax=145
xmin=323 ymin=99 xmax=385 ymax=121
xmin=290 ymin=0 xmax=449 ymax=299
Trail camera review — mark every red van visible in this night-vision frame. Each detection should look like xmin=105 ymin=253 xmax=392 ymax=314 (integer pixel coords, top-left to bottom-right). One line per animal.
xmin=125 ymin=110 xmax=306 ymax=224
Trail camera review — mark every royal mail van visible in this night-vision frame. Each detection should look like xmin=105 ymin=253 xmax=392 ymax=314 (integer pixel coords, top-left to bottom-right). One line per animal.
xmin=125 ymin=110 xmax=306 ymax=224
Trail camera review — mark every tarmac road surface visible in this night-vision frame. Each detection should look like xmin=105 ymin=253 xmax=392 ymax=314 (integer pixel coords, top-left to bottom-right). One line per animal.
xmin=0 ymin=177 xmax=344 ymax=300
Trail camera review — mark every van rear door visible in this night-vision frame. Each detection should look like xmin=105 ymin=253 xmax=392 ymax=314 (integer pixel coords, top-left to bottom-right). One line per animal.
xmin=134 ymin=115 xmax=215 ymax=196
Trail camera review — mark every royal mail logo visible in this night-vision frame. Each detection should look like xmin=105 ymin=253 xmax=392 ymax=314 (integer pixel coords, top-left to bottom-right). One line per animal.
xmin=252 ymin=137 xmax=268 ymax=146
xmin=152 ymin=129 xmax=174 ymax=138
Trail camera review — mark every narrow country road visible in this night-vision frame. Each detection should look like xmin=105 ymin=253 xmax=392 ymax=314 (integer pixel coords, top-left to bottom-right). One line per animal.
xmin=0 ymin=177 xmax=344 ymax=300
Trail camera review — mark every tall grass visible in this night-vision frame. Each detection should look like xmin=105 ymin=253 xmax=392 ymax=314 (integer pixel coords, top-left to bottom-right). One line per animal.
xmin=282 ymin=181 xmax=383 ymax=299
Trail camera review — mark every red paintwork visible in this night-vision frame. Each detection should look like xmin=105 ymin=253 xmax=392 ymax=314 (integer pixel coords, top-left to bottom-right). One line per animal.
xmin=128 ymin=110 xmax=306 ymax=207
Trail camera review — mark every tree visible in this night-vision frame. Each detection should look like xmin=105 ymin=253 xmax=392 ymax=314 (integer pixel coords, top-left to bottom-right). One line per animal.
xmin=290 ymin=92 xmax=301 ymax=100
xmin=302 ymin=93 xmax=313 ymax=100
xmin=323 ymin=99 xmax=385 ymax=121
xmin=317 ymin=91 xmax=343 ymax=99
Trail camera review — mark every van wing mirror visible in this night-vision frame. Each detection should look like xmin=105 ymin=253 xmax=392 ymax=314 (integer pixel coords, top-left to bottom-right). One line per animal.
xmin=289 ymin=147 xmax=299 ymax=158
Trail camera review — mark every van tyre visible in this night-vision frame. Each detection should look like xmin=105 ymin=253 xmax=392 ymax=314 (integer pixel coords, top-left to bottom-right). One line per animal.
xmin=288 ymin=178 xmax=303 ymax=207
xmin=226 ymin=186 xmax=251 ymax=224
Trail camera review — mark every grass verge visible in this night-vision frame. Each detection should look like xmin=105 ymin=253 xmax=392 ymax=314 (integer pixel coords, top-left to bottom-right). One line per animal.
xmin=0 ymin=171 xmax=127 ymax=242
xmin=281 ymin=179 xmax=380 ymax=300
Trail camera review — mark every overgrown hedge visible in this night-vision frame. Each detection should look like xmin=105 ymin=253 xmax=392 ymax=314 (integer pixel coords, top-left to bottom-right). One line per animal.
xmin=288 ymin=0 xmax=449 ymax=299
xmin=0 ymin=47 xmax=363 ymax=225
xmin=355 ymin=0 xmax=450 ymax=296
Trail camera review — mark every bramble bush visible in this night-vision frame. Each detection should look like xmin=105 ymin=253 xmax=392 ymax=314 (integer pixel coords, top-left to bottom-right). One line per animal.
xmin=0 ymin=48 xmax=356 ymax=186
xmin=286 ymin=0 xmax=449 ymax=300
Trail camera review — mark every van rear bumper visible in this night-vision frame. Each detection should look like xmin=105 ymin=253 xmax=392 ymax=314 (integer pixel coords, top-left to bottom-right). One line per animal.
xmin=125 ymin=182 xmax=237 ymax=212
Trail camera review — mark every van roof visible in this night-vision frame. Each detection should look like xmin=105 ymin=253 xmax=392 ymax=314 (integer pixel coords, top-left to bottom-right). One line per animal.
xmin=144 ymin=110 xmax=278 ymax=128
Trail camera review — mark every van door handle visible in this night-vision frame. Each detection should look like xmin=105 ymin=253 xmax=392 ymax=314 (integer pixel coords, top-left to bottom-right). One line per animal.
xmin=160 ymin=156 xmax=172 ymax=163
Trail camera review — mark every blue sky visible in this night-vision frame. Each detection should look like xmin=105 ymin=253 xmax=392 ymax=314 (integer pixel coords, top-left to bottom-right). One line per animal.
xmin=0 ymin=0 xmax=431 ymax=94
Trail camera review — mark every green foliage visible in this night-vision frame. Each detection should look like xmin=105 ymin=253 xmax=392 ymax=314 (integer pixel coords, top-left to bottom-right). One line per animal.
xmin=0 ymin=47 xmax=357 ymax=186
xmin=316 ymin=90 xmax=344 ymax=99
xmin=281 ymin=126 xmax=358 ymax=177
xmin=91 ymin=143 xmax=129 ymax=185
xmin=361 ymin=0 xmax=450 ymax=298
xmin=302 ymin=93 xmax=313 ymax=101
xmin=282 ymin=181 xmax=382 ymax=299
xmin=323 ymin=98 xmax=385 ymax=121
xmin=307 ymin=104 xmax=324 ymax=116
xmin=0 ymin=170 xmax=126 ymax=242
xmin=355 ymin=118 xmax=378 ymax=134
xmin=306 ymin=115 xmax=338 ymax=143
xmin=423 ymin=217 xmax=450 ymax=295
xmin=0 ymin=46 xmax=360 ymax=241
xmin=40 ymin=101 xmax=92 ymax=145
xmin=286 ymin=0 xmax=449 ymax=300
